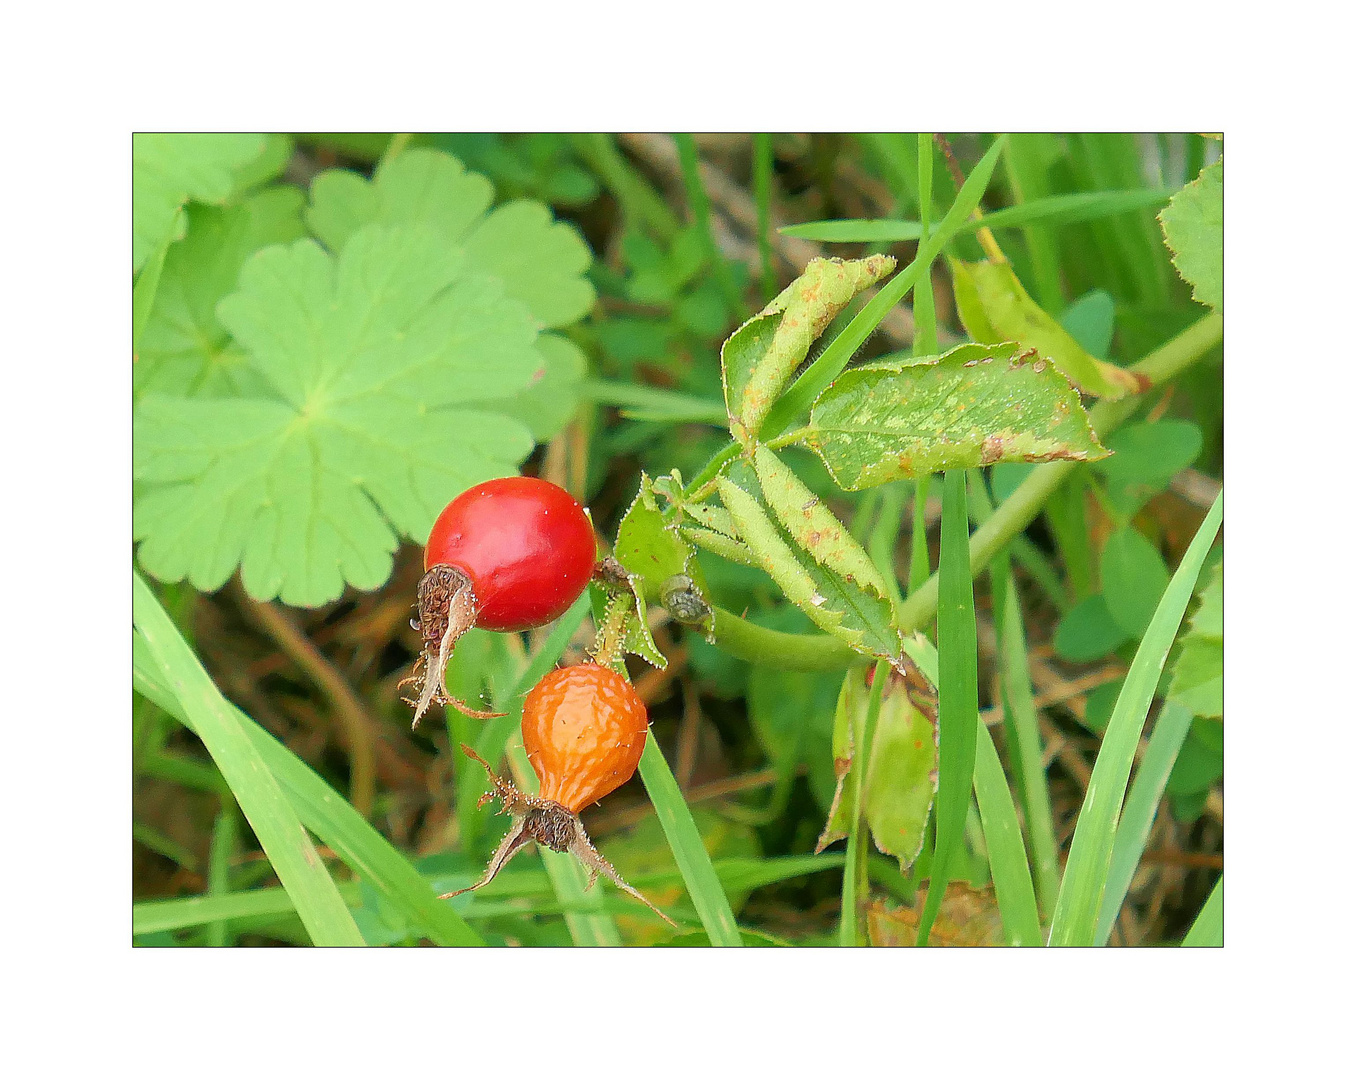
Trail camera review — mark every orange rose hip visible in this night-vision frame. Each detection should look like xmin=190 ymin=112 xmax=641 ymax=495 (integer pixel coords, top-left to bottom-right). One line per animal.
xmin=523 ymin=664 xmax=647 ymax=812
xmin=441 ymin=664 xmax=673 ymax=926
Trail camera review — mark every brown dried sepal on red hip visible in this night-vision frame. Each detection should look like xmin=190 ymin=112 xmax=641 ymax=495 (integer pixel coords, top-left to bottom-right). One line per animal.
xmin=400 ymin=566 xmax=506 ymax=728
xmin=440 ymin=745 xmax=676 ymax=928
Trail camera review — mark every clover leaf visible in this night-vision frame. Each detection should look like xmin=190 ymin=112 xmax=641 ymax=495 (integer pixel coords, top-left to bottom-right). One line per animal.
xmin=1160 ymin=159 xmax=1223 ymax=312
xmin=133 ymin=226 xmax=539 ymax=606
xmin=306 ymin=148 xmax=595 ymax=328
xmin=133 ymin=134 xmax=271 ymax=273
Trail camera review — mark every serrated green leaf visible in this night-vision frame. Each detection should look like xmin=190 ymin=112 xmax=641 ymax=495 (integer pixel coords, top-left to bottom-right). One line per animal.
xmin=1160 ymin=159 xmax=1223 ymax=312
xmin=680 ymin=525 xmax=760 ymax=568
xmin=486 ymin=332 xmax=586 ymax=441
xmin=804 ymin=341 xmax=1108 ymax=491
xmin=593 ymin=588 xmax=667 ymax=670
xmin=731 ymin=256 xmax=896 ymax=443
xmin=135 ymin=190 xmax=307 ymax=400
xmin=717 ymin=477 xmax=901 ymax=660
xmin=1101 ymin=528 xmax=1171 ymax=639
xmin=720 ymin=313 xmax=779 ymax=436
xmin=682 ymin=501 xmax=741 ymax=539
xmin=133 ymin=134 xmax=270 ymax=273
xmin=134 ymin=227 xmax=537 ymax=605
xmin=817 ymin=669 xmax=937 ymax=871
xmin=306 ymin=148 xmax=594 ymax=328
xmin=950 ymin=259 xmax=1142 ymax=400
xmin=751 ymin=444 xmax=891 ymax=601
xmin=615 ymin=475 xmax=699 ymax=602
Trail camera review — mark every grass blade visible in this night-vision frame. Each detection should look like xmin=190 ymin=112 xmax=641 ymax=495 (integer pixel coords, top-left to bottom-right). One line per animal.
xmin=134 ymin=887 xmax=318 ymax=935
xmin=917 ymin=470 xmax=982 ymax=945
xmin=912 ymin=133 xmax=938 ymax=357
xmin=571 ymin=134 xmax=679 ymax=239
xmin=674 ymin=133 xmax=748 ymax=319
xmin=1095 ymin=699 xmax=1195 ymax=944
xmin=133 ymin=629 xmax=481 ymax=946
xmin=638 ymin=737 xmax=743 ymax=946
xmin=972 ymin=720 xmax=1041 ymax=945
xmin=763 ymin=136 xmax=1007 ymax=437
xmin=993 ymin=556 xmax=1061 ymax=918
xmin=1048 ymin=494 xmax=1223 ymax=946
xmin=1181 ymin=876 xmax=1223 ymax=947
xmin=581 ymin=379 xmax=726 ymax=424
xmin=132 ymin=571 xmax=364 ymax=946
xmin=752 ymin=133 xmax=776 ymax=302
xmin=778 ymin=189 xmax=1172 ymax=243
xmin=205 ymin=806 xmax=239 ymax=946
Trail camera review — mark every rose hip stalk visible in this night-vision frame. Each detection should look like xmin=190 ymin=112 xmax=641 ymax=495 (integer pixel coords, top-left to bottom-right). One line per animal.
xmin=442 ymin=663 xmax=675 ymax=927
xmin=404 ymin=477 xmax=596 ymax=727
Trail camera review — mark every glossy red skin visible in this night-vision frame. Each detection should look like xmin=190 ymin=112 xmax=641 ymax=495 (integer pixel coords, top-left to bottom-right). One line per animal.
xmin=522 ymin=664 xmax=648 ymax=813
xmin=424 ymin=477 xmax=596 ymax=632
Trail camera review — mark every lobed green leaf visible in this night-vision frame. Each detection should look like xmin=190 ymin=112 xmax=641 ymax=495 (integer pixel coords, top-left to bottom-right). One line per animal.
xmin=134 ymin=227 xmax=538 ymax=605
xmin=135 ymin=191 xmax=307 ymax=399
xmin=306 ymin=147 xmax=594 ymax=328
xmin=133 ymin=133 xmax=269 ymax=272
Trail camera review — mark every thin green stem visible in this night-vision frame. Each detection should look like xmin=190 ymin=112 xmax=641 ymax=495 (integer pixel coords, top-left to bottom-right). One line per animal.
xmin=206 ymin=804 xmax=239 ymax=947
xmin=913 ymin=133 xmax=938 ymax=357
xmin=752 ymin=133 xmax=777 ymax=302
xmin=674 ymin=133 xmax=749 ymax=319
xmin=571 ymin=134 xmax=680 ymax=239
xmin=709 ymin=606 xmax=863 ymax=670
xmin=841 ymin=659 xmax=888 ymax=946
xmin=908 ymin=474 xmax=932 ymax=595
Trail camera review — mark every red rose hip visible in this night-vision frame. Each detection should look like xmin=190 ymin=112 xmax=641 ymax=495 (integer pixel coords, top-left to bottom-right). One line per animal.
xmin=404 ymin=477 xmax=597 ymax=727
xmin=424 ymin=476 xmax=596 ymax=632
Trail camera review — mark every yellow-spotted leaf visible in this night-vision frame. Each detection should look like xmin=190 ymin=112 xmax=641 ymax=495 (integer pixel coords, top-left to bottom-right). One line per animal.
xmin=804 ymin=342 xmax=1108 ymax=491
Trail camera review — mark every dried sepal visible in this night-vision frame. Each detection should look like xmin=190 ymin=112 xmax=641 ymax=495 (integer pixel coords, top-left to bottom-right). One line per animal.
xmin=403 ymin=566 xmax=505 ymax=728
xmin=439 ymin=745 xmax=676 ymax=927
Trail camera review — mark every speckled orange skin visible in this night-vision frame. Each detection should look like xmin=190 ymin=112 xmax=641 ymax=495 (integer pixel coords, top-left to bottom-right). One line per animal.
xmin=522 ymin=664 xmax=648 ymax=813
